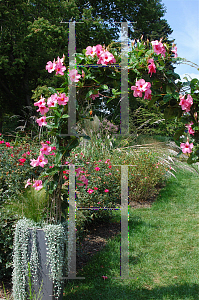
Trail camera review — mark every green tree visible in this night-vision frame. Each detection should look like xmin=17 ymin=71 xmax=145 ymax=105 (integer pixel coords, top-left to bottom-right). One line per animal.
xmin=0 ymin=0 xmax=174 ymax=133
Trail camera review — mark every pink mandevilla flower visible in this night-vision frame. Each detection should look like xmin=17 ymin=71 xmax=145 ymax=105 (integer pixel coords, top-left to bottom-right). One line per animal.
xmin=151 ymin=40 xmax=166 ymax=57
xmin=37 ymin=154 xmax=48 ymax=167
xmin=104 ymin=189 xmax=109 ymax=192
xmin=85 ymin=46 xmax=96 ymax=57
xmin=46 ymin=59 xmax=56 ymax=73
xmin=33 ymin=180 xmax=43 ymax=191
xmin=36 ymin=116 xmax=47 ymax=127
xmin=95 ymin=167 xmax=100 ymax=171
xmin=47 ymin=94 xmax=58 ymax=107
xmin=57 ymin=93 xmax=69 ymax=105
xmin=180 ymin=141 xmax=194 ymax=154
xmin=97 ymin=50 xmax=116 ymax=65
xmin=54 ymin=56 xmax=66 ymax=75
xmin=34 ymin=95 xmax=46 ymax=107
xmin=148 ymin=58 xmax=156 ymax=77
xmin=69 ymin=69 xmax=81 ymax=82
xmin=25 ymin=178 xmax=32 ymax=188
xmin=179 ymin=94 xmax=193 ymax=112
xmin=40 ymin=144 xmax=52 ymax=155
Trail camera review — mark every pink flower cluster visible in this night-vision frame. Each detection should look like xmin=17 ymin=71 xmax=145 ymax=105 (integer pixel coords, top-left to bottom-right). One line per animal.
xmin=151 ymin=40 xmax=166 ymax=57
xmin=179 ymin=94 xmax=193 ymax=112
xmin=34 ymin=93 xmax=68 ymax=127
xmin=46 ymin=55 xmax=66 ymax=75
xmin=131 ymin=79 xmax=152 ymax=100
xmin=147 ymin=58 xmax=156 ymax=77
xmin=25 ymin=179 xmax=43 ymax=191
xmin=85 ymin=44 xmax=116 ymax=65
xmin=30 ymin=142 xmax=54 ymax=168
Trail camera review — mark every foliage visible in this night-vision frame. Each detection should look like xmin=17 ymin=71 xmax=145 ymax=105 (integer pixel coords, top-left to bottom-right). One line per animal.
xmin=3 ymin=188 xmax=49 ymax=223
xmin=12 ymin=218 xmax=67 ymax=300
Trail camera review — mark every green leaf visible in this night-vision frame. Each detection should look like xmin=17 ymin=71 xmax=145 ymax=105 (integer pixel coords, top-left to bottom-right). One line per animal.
xmin=48 ymin=87 xmax=57 ymax=94
xmin=148 ymin=96 xmax=159 ymax=108
xmin=55 ymin=152 xmax=63 ymax=164
xmin=163 ymin=93 xmax=172 ymax=103
xmin=61 ymin=114 xmax=69 ymax=119
xmin=101 ymin=84 xmax=109 ymax=90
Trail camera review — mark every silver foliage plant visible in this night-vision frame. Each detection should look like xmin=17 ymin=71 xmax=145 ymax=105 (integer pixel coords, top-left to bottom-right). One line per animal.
xmin=12 ymin=218 xmax=68 ymax=300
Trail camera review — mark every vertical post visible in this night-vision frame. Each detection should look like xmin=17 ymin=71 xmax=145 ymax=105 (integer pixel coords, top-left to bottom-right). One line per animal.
xmin=120 ymin=22 xmax=129 ymax=136
xmin=68 ymin=22 xmax=77 ymax=136
xmin=67 ymin=164 xmax=85 ymax=279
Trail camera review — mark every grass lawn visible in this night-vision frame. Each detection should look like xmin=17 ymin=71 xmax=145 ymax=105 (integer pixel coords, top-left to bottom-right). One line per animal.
xmin=63 ymin=167 xmax=199 ymax=300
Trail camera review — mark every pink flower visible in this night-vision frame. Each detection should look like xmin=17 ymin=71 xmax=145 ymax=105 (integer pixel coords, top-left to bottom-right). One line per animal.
xmin=25 ymin=178 xmax=32 ymax=188
xmin=30 ymin=158 xmax=39 ymax=167
xmin=37 ymin=154 xmax=48 ymax=167
xmin=34 ymin=96 xmax=46 ymax=107
xmin=51 ymin=146 xmax=56 ymax=150
xmin=87 ymin=188 xmax=94 ymax=194
xmin=0 ymin=140 xmax=4 ymax=144
xmin=36 ymin=116 xmax=47 ymax=127
xmin=45 ymin=141 xmax=51 ymax=144
xmin=94 ymin=187 xmax=98 ymax=190
xmin=33 ymin=180 xmax=43 ymax=191
xmin=76 ymin=167 xmax=84 ymax=177
xmin=104 ymin=189 xmax=109 ymax=192
xmin=131 ymin=79 xmax=150 ymax=98
xmin=11 ymin=154 xmax=14 ymax=157
xmin=69 ymin=69 xmax=81 ymax=82
xmin=95 ymin=167 xmax=100 ymax=171
xmin=95 ymin=44 xmax=104 ymax=58
xmin=185 ymin=122 xmax=195 ymax=135
xmin=102 ymin=276 xmax=108 ymax=280
xmin=179 ymin=94 xmax=193 ymax=112
xmin=5 ymin=142 xmax=10 ymax=147
xmin=97 ymin=50 xmax=116 ymax=65
xmin=40 ymin=144 xmax=52 ymax=155
xmin=148 ymin=58 xmax=156 ymax=77
xmin=85 ymin=46 xmax=96 ymax=57
xmin=37 ymin=105 xmax=49 ymax=115
xmin=55 ymin=56 xmax=66 ymax=75
xmin=144 ymin=82 xmax=152 ymax=100
xmin=57 ymin=93 xmax=69 ymax=105
xmin=47 ymin=94 xmax=58 ymax=107
xmin=46 ymin=59 xmax=56 ymax=73
xmin=180 ymin=141 xmax=194 ymax=154
xmin=151 ymin=40 xmax=166 ymax=57
xmin=90 ymin=91 xmax=100 ymax=100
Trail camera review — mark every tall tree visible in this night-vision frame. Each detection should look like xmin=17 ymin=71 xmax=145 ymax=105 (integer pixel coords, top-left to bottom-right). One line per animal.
xmin=0 ymin=0 xmax=173 ymax=132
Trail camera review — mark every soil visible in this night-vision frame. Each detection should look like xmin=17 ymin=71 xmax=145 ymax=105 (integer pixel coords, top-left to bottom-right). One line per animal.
xmin=0 ymin=196 xmax=157 ymax=299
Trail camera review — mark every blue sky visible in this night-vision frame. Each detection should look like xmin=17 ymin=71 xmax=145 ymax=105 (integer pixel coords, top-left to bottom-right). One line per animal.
xmin=162 ymin=0 xmax=199 ymax=81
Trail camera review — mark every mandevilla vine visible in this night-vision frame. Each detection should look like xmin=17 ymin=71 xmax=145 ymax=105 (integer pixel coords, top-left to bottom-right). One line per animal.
xmin=20 ymin=38 xmax=199 ymax=223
